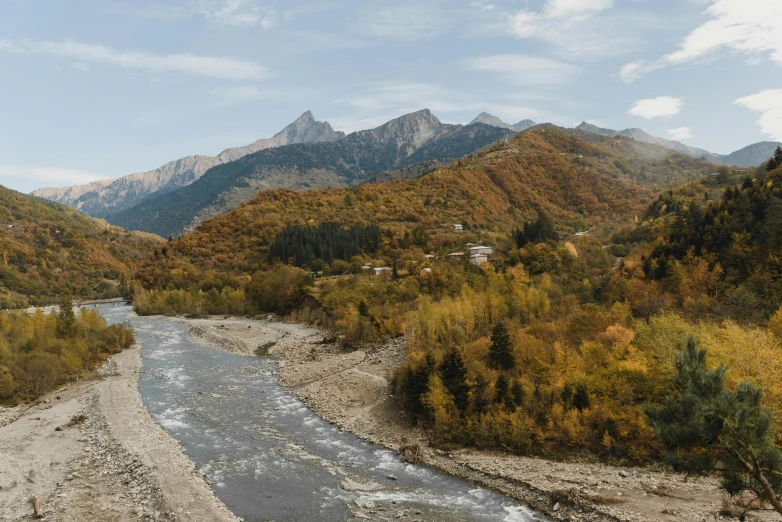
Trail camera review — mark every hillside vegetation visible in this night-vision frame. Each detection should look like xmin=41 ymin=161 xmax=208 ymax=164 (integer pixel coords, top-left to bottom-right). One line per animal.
xmin=132 ymin=130 xmax=782 ymax=466
xmin=108 ymin=113 xmax=514 ymax=237
xmin=0 ymin=298 xmax=135 ymax=404
xmin=0 ymin=186 xmax=163 ymax=309
xmin=134 ymin=128 xmax=654 ymax=288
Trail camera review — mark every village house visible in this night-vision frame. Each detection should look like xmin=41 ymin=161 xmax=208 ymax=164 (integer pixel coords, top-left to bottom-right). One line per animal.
xmin=420 ymin=267 xmax=433 ymax=276
xmin=453 ymin=224 xmax=463 ymax=231
xmin=373 ymin=267 xmax=392 ymax=276
xmin=446 ymin=252 xmax=465 ymax=261
xmin=469 ymin=254 xmax=488 ymax=266
xmin=468 ymin=245 xmax=493 ymax=256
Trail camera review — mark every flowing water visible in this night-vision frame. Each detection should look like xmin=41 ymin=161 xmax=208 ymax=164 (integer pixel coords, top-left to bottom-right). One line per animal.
xmin=99 ymin=304 xmax=548 ymax=522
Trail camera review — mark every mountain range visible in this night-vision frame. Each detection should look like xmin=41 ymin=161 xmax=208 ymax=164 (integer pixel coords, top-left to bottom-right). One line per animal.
xmin=30 ymin=108 xmax=781 ymax=241
xmin=570 ymin=121 xmax=780 ymax=167
xmin=32 ymin=111 xmax=344 ymax=218
xmin=107 ymin=110 xmax=515 ymax=237
xmin=136 ymin=127 xmax=659 ymax=289
xmin=469 ymin=112 xmax=537 ymax=132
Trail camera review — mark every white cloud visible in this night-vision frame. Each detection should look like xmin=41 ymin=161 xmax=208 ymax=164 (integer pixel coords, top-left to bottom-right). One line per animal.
xmin=628 ymin=96 xmax=683 ymax=119
xmin=543 ymin=0 xmax=613 ymax=18
xmin=667 ymin=127 xmax=693 ymax=140
xmin=194 ymin=0 xmax=279 ymax=28
xmin=470 ymin=2 xmax=495 ymax=12
xmin=330 ymin=82 xmax=542 ymax=132
xmin=619 ymin=60 xmax=663 ymax=83
xmin=621 ymin=0 xmax=782 ymax=82
xmin=1 ymin=39 xmax=266 ymax=80
xmin=0 ymin=165 xmax=112 ymax=189
xmin=0 ymin=38 xmax=19 ymax=52
xmin=210 ymin=85 xmax=303 ymax=105
xmin=469 ymin=55 xmax=579 ymax=86
xmin=356 ymin=3 xmax=454 ymax=41
xmin=735 ymin=89 xmax=782 ymax=141
xmin=136 ymin=1 xmax=280 ymax=28
xmin=505 ymin=0 xmax=634 ymax=59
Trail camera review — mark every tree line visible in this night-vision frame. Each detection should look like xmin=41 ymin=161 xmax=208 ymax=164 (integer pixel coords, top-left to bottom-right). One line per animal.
xmin=268 ymin=222 xmax=382 ymax=268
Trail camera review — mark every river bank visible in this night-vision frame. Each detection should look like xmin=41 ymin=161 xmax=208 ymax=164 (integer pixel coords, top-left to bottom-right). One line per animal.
xmin=0 ymin=343 xmax=237 ymax=522
xmin=186 ymin=315 xmax=774 ymax=522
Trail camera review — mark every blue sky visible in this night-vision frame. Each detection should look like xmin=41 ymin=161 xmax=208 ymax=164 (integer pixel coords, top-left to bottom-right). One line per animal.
xmin=1 ymin=0 xmax=781 ymax=193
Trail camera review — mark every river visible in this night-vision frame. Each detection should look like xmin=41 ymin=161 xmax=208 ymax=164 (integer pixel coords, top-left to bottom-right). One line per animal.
xmin=99 ymin=304 xmax=548 ymax=522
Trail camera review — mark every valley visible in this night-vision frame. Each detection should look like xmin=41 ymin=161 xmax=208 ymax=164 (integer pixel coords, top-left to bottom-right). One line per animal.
xmin=5 ymin=109 xmax=782 ymax=522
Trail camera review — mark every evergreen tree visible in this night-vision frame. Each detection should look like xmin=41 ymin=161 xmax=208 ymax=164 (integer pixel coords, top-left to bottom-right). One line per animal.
xmin=511 ymin=380 xmax=525 ymax=407
xmin=513 ymin=211 xmax=558 ymax=248
xmin=774 ymin=145 xmax=782 ymax=166
xmin=55 ymin=296 xmax=77 ymax=340
xmin=471 ymin=374 xmax=492 ymax=415
xmin=494 ymin=374 xmax=510 ymax=404
xmin=572 ymin=383 xmax=590 ymax=411
xmin=357 ymin=300 xmax=370 ymax=317
xmin=767 ymin=158 xmax=779 ymax=172
xmin=488 ymin=322 xmax=515 ymax=370
xmin=401 ymin=354 xmax=436 ymax=417
xmin=438 ymin=348 xmax=470 ymax=412
xmin=392 ymin=259 xmax=399 ymax=280
xmin=645 ymin=337 xmax=782 ymax=516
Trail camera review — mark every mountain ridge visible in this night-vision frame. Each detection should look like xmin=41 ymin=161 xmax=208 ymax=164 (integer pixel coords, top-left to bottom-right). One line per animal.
xmin=0 ymin=185 xmax=162 ymax=308
xmin=469 ymin=112 xmax=536 ymax=132
xmin=32 ymin=111 xmax=344 ymax=217
xmin=107 ymin=110 xmax=516 ymax=238
xmin=572 ymin=121 xmax=777 ymax=167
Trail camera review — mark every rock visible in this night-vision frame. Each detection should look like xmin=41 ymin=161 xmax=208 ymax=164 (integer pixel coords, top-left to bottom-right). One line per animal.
xmin=387 ymin=474 xmax=397 ymax=481
xmin=552 ymin=502 xmax=560 ymax=512
xmin=618 ymin=470 xmax=629 ymax=478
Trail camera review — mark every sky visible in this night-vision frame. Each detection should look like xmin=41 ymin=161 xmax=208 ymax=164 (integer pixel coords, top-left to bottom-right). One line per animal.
xmin=1 ymin=0 xmax=781 ymax=193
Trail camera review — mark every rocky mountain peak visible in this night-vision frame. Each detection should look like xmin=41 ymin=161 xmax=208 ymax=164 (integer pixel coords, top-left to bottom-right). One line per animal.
xmin=470 ymin=112 xmax=515 ymax=130
xmin=296 ymin=110 xmax=315 ymax=124
xmin=576 ymin=121 xmax=617 ymax=136
xmin=370 ymin=109 xmax=444 ymax=147
xmin=470 ymin=113 xmax=537 ymax=132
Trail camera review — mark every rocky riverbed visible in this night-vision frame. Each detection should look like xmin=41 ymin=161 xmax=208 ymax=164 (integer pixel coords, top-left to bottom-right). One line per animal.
xmin=0 ymin=344 xmax=236 ymax=522
xmin=186 ymin=315 xmax=778 ymax=522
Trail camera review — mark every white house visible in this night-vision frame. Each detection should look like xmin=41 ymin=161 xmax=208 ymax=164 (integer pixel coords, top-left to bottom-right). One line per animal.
xmin=468 ymin=246 xmax=493 ymax=256
xmin=373 ymin=267 xmax=392 ymax=276
xmin=469 ymin=254 xmax=488 ymax=266
xmin=420 ymin=267 xmax=433 ymax=276
xmin=453 ymin=224 xmax=463 ymax=231
xmin=446 ymin=252 xmax=465 ymax=260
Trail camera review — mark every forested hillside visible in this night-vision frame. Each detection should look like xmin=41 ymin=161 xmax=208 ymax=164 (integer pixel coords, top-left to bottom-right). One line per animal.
xmin=107 ymin=113 xmax=515 ymax=238
xmin=133 ymin=128 xmax=654 ymax=290
xmin=130 ymin=130 xmax=782 ymax=466
xmin=0 ymin=185 xmax=163 ymax=309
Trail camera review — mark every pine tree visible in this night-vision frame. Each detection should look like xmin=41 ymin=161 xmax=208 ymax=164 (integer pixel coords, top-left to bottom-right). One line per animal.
xmin=645 ymin=337 xmax=782 ymax=516
xmin=572 ymin=383 xmax=590 ymax=411
xmin=439 ymin=348 xmax=470 ymax=412
xmin=511 ymin=380 xmax=525 ymax=406
xmin=55 ymin=296 xmax=77 ymax=340
xmin=767 ymin=158 xmax=779 ymax=172
xmin=392 ymin=259 xmax=399 ymax=280
xmin=774 ymin=145 xmax=782 ymax=166
xmin=494 ymin=374 xmax=510 ymax=404
xmin=358 ymin=300 xmax=370 ymax=317
xmin=488 ymin=322 xmax=515 ymax=370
